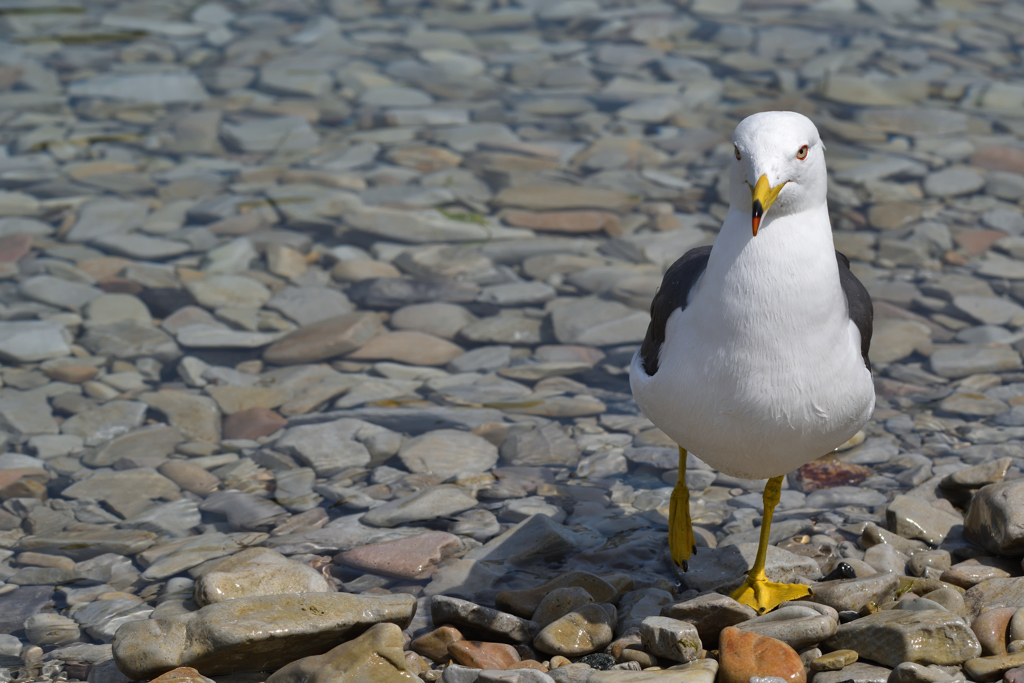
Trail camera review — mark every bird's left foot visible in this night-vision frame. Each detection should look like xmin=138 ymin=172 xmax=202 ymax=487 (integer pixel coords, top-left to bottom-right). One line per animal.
xmin=730 ymin=574 xmax=810 ymax=614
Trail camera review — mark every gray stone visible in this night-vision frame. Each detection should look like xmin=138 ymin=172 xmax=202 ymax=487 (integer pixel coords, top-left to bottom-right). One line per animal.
xmin=185 ymin=275 xmax=272 ymax=310
xmin=80 ymin=322 xmax=182 ymax=364
xmin=825 ymin=610 xmax=981 ymax=667
xmin=886 ymin=494 xmax=963 ymax=546
xmin=69 ymin=71 xmax=208 ymax=103
xmin=924 ymin=168 xmax=986 ymax=197
xmin=222 ymin=116 xmax=319 ymax=153
xmin=639 ymin=616 xmax=702 ymax=663
xmin=952 ymin=296 xmax=1024 ymax=325
xmin=65 ymin=198 xmax=148 ymax=243
xmin=930 ymin=344 xmax=1023 ymax=378
xmin=551 ymin=298 xmax=649 ymax=346
xmin=964 ymin=480 xmax=1024 ymax=556
xmin=809 ymin=572 xmax=901 ymax=613
xmin=361 ymin=485 xmax=478 ymax=528
xmin=276 ymin=419 xmax=371 ymax=476
xmin=20 ymin=275 xmax=102 ymax=312
xmin=398 ymin=429 xmax=498 ymax=479
xmin=0 ymin=320 xmax=70 ymax=362
xmin=431 ymin=595 xmax=540 ymax=643
xmin=661 ymin=593 xmax=757 ymax=647
xmin=734 ymin=604 xmax=837 ymax=650
xmin=60 ymin=400 xmax=147 ymax=446
xmin=500 ymin=423 xmax=581 ymax=467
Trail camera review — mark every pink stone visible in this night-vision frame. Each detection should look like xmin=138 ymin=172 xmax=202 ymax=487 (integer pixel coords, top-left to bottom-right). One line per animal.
xmin=0 ymin=234 xmax=31 ymax=262
xmin=334 ymin=531 xmax=463 ymax=580
xmin=973 ymin=607 xmax=1016 ymax=656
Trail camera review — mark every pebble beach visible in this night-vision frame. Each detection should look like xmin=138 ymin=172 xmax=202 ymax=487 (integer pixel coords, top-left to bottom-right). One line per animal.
xmin=3 ymin=0 xmax=1024 ymax=682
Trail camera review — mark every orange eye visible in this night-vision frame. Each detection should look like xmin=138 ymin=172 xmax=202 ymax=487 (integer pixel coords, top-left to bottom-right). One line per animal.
xmin=734 ymin=145 xmax=741 ymax=161
xmin=796 ymin=145 xmax=808 ymax=160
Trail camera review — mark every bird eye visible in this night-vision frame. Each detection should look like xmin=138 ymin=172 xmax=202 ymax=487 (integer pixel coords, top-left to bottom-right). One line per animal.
xmin=796 ymin=145 xmax=808 ymax=160
xmin=734 ymin=145 xmax=741 ymax=161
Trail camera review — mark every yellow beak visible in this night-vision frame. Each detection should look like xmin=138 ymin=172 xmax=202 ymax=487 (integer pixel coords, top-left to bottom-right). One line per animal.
xmin=750 ymin=174 xmax=787 ymax=236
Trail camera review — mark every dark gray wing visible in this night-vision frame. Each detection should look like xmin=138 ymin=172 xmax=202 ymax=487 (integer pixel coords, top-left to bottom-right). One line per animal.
xmin=639 ymin=246 xmax=713 ymax=376
xmin=836 ymin=250 xmax=872 ymax=370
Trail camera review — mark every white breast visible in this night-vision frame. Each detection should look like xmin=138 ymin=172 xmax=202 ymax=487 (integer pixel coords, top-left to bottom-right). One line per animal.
xmin=629 ymin=207 xmax=875 ymax=479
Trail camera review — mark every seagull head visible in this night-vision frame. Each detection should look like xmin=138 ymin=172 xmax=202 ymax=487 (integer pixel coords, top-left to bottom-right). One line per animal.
xmin=729 ymin=111 xmax=827 ymax=237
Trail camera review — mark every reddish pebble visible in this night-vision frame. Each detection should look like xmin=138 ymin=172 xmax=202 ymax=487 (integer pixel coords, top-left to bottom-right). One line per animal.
xmin=448 ymin=641 xmax=521 ymax=670
xmin=718 ymin=626 xmax=806 ymax=683
xmin=334 ymin=530 xmax=462 ymax=580
xmin=1006 ymin=665 xmax=1024 ymax=683
xmin=412 ymin=625 xmax=464 ymax=662
xmin=222 ymin=406 xmax=287 ymax=440
xmin=0 ymin=234 xmax=31 ymax=262
xmin=954 ymin=229 xmax=1009 ymax=256
xmin=973 ymin=607 xmax=1016 ymax=656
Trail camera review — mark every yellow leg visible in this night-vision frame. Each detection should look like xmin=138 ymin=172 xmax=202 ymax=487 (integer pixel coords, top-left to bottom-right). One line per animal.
xmin=730 ymin=475 xmax=811 ymax=614
xmin=669 ymin=446 xmax=696 ymax=571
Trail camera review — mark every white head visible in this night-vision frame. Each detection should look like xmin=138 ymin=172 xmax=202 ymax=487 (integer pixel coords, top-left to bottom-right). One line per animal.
xmin=728 ymin=111 xmax=827 ymax=236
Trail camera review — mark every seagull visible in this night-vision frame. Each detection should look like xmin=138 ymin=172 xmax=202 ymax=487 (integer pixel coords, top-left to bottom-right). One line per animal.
xmin=629 ymin=111 xmax=875 ymax=613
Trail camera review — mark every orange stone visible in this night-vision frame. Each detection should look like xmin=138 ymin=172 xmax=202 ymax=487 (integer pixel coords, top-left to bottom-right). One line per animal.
xmin=412 ymin=625 xmax=464 ymax=662
xmin=718 ymin=626 xmax=806 ymax=683
xmin=448 ymin=641 xmax=521 ymax=670
xmin=150 ymin=667 xmax=214 ymax=683
xmin=0 ymin=468 xmax=47 ymax=490
xmin=346 ymin=330 xmax=464 ymax=366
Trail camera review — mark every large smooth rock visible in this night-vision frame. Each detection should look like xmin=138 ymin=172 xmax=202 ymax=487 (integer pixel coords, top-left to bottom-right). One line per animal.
xmin=265 ymin=623 xmax=415 ymax=683
xmin=398 ymin=429 xmax=498 ymax=479
xmin=825 ymin=609 xmax=981 ymax=667
xmin=193 ymin=548 xmax=332 ymax=606
xmin=112 ymin=592 xmax=417 ymax=679
xmin=964 ymin=480 xmax=1024 ymax=556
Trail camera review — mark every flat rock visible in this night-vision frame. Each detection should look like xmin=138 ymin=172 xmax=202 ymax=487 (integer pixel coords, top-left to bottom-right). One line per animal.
xmin=534 ymin=603 xmax=616 ymax=656
xmin=112 ymin=592 xmax=416 ymax=679
xmin=930 ymin=344 xmax=1022 ymax=379
xmin=361 ymin=485 xmax=478 ymax=528
xmin=347 ymin=330 xmax=464 ymax=366
xmin=0 ymin=321 xmax=70 ymax=363
xmin=276 ymin=419 xmax=371 ymax=476
xmin=263 ymin=312 xmax=383 ymax=365
xmin=335 ymin=530 xmax=462 ymax=580
xmin=825 ymin=610 xmax=981 ymax=667
xmin=140 ymin=391 xmax=221 ymax=443
xmin=398 ymin=429 xmax=498 ymax=479
xmin=661 ymin=593 xmax=757 ymax=647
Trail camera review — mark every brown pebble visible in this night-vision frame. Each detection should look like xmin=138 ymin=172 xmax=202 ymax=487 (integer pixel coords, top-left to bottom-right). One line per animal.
xmin=221 ymin=406 xmax=287 ymax=440
xmin=448 ymin=641 xmax=520 ymax=670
